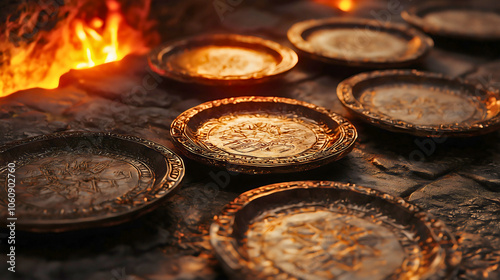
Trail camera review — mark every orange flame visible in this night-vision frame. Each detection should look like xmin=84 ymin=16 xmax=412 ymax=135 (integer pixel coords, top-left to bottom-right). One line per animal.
xmin=338 ymin=0 xmax=353 ymax=12
xmin=314 ymin=0 xmax=354 ymax=12
xmin=0 ymin=0 xmax=155 ymax=97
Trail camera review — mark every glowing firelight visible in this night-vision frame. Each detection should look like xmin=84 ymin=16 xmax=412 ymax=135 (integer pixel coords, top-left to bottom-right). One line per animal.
xmin=0 ymin=0 xmax=153 ymax=97
xmin=314 ymin=0 xmax=354 ymax=12
xmin=338 ymin=0 xmax=353 ymax=12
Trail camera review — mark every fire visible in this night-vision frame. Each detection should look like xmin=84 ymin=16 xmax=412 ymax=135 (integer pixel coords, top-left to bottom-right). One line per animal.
xmin=338 ymin=0 xmax=353 ymax=12
xmin=314 ymin=0 xmax=354 ymax=12
xmin=0 ymin=0 xmax=156 ymax=97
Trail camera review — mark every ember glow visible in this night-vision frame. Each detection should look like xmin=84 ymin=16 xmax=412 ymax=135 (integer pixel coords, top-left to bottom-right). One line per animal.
xmin=314 ymin=0 xmax=354 ymax=12
xmin=338 ymin=0 xmax=354 ymax=12
xmin=0 ymin=0 xmax=155 ymax=97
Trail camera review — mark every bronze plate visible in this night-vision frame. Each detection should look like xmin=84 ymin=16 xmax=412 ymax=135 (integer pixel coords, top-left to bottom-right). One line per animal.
xmin=170 ymin=96 xmax=357 ymax=174
xmin=337 ymin=70 xmax=500 ymax=137
xmin=210 ymin=181 xmax=461 ymax=280
xmin=402 ymin=0 xmax=500 ymax=41
xmin=148 ymin=34 xmax=298 ymax=85
xmin=0 ymin=132 xmax=185 ymax=232
xmin=287 ymin=18 xmax=433 ymax=68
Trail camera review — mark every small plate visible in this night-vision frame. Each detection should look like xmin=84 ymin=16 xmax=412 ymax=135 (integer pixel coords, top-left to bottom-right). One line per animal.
xmin=0 ymin=132 xmax=185 ymax=232
xmin=337 ymin=70 xmax=500 ymax=137
xmin=210 ymin=181 xmax=461 ymax=280
xmin=148 ymin=34 xmax=298 ymax=85
xmin=170 ymin=96 xmax=357 ymax=174
xmin=287 ymin=18 xmax=433 ymax=68
xmin=402 ymin=0 xmax=500 ymax=41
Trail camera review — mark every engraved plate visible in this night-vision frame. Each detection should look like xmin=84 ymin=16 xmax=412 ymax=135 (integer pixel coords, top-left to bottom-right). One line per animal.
xmin=170 ymin=96 xmax=357 ymax=174
xmin=0 ymin=132 xmax=185 ymax=232
xmin=287 ymin=18 xmax=433 ymax=68
xmin=148 ymin=34 xmax=298 ymax=85
xmin=337 ymin=70 xmax=500 ymax=137
xmin=210 ymin=181 xmax=461 ymax=280
xmin=402 ymin=0 xmax=500 ymax=40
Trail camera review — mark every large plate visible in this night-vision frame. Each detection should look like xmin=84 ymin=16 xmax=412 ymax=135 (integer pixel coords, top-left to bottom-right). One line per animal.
xmin=402 ymin=0 xmax=500 ymax=41
xmin=210 ymin=181 xmax=461 ymax=280
xmin=337 ymin=70 xmax=500 ymax=137
xmin=0 ymin=132 xmax=184 ymax=232
xmin=148 ymin=34 xmax=298 ymax=85
xmin=287 ymin=17 xmax=433 ymax=68
xmin=170 ymin=96 xmax=357 ymax=174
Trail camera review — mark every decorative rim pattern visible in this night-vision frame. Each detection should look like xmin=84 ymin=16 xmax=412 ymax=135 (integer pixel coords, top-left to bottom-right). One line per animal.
xmin=336 ymin=69 xmax=500 ymax=137
xmin=170 ymin=96 xmax=357 ymax=174
xmin=148 ymin=34 xmax=298 ymax=85
xmin=0 ymin=131 xmax=185 ymax=232
xmin=210 ymin=181 xmax=462 ymax=280
xmin=402 ymin=0 xmax=500 ymax=41
xmin=287 ymin=17 xmax=433 ymax=68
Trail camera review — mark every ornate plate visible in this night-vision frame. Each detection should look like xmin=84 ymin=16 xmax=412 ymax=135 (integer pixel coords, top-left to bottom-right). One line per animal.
xmin=337 ymin=70 xmax=500 ymax=137
xmin=210 ymin=181 xmax=461 ymax=280
xmin=148 ymin=34 xmax=298 ymax=85
xmin=0 ymin=132 xmax=184 ymax=232
xmin=402 ymin=0 xmax=500 ymax=41
xmin=287 ymin=17 xmax=433 ymax=68
xmin=170 ymin=96 xmax=357 ymax=174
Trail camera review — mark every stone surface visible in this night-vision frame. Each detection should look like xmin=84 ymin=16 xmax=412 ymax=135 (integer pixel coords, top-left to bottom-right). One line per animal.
xmin=1 ymin=0 xmax=500 ymax=279
xmin=422 ymin=48 xmax=484 ymax=78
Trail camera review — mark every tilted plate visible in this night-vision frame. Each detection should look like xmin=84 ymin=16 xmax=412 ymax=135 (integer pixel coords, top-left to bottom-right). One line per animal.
xmin=148 ymin=34 xmax=298 ymax=85
xmin=287 ymin=17 xmax=433 ymax=68
xmin=402 ymin=0 xmax=500 ymax=41
xmin=0 ymin=132 xmax=185 ymax=232
xmin=337 ymin=70 xmax=500 ymax=137
xmin=210 ymin=181 xmax=461 ymax=280
xmin=170 ymin=96 xmax=357 ymax=174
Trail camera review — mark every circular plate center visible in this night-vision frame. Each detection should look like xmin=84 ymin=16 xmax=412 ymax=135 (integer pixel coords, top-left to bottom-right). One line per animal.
xmin=170 ymin=46 xmax=277 ymax=77
xmin=13 ymin=152 xmax=153 ymax=213
xmin=308 ymin=29 xmax=409 ymax=60
xmin=423 ymin=10 xmax=500 ymax=35
xmin=246 ymin=209 xmax=406 ymax=280
xmin=361 ymin=85 xmax=481 ymax=125
xmin=198 ymin=114 xmax=323 ymax=158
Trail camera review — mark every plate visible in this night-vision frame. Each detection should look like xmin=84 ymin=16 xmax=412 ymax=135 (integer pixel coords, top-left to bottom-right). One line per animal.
xmin=0 ymin=132 xmax=185 ymax=232
xmin=170 ymin=96 xmax=357 ymax=174
xmin=148 ymin=34 xmax=298 ymax=85
xmin=337 ymin=70 xmax=500 ymax=137
xmin=402 ymin=0 xmax=500 ymax=41
xmin=210 ymin=181 xmax=461 ymax=280
xmin=287 ymin=17 xmax=433 ymax=68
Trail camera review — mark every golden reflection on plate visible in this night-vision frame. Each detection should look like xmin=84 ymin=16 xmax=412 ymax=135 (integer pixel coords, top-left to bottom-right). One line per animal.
xmin=149 ymin=34 xmax=298 ymax=85
xmin=402 ymin=1 xmax=500 ymax=40
xmin=337 ymin=70 xmax=500 ymax=137
xmin=210 ymin=181 xmax=461 ymax=280
xmin=170 ymin=96 xmax=357 ymax=174
xmin=287 ymin=18 xmax=433 ymax=68
xmin=0 ymin=132 xmax=184 ymax=232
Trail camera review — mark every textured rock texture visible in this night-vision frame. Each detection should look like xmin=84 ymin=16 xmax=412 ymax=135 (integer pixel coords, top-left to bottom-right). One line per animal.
xmin=1 ymin=0 xmax=500 ymax=279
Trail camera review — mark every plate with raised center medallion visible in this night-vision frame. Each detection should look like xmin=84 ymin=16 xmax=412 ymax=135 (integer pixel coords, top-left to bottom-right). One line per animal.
xmin=148 ymin=34 xmax=298 ymax=85
xmin=170 ymin=97 xmax=357 ymax=174
xmin=210 ymin=181 xmax=461 ymax=280
xmin=287 ymin=17 xmax=433 ymax=68
xmin=337 ymin=70 xmax=500 ymax=137
xmin=0 ymin=132 xmax=184 ymax=232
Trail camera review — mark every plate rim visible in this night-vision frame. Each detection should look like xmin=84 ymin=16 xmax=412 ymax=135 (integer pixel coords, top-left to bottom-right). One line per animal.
xmin=210 ymin=180 xmax=461 ymax=280
xmin=0 ymin=131 xmax=185 ymax=232
xmin=402 ymin=0 xmax=500 ymax=41
xmin=336 ymin=69 xmax=500 ymax=137
xmin=170 ymin=96 xmax=357 ymax=174
xmin=148 ymin=33 xmax=298 ymax=85
xmin=287 ymin=17 xmax=434 ymax=68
